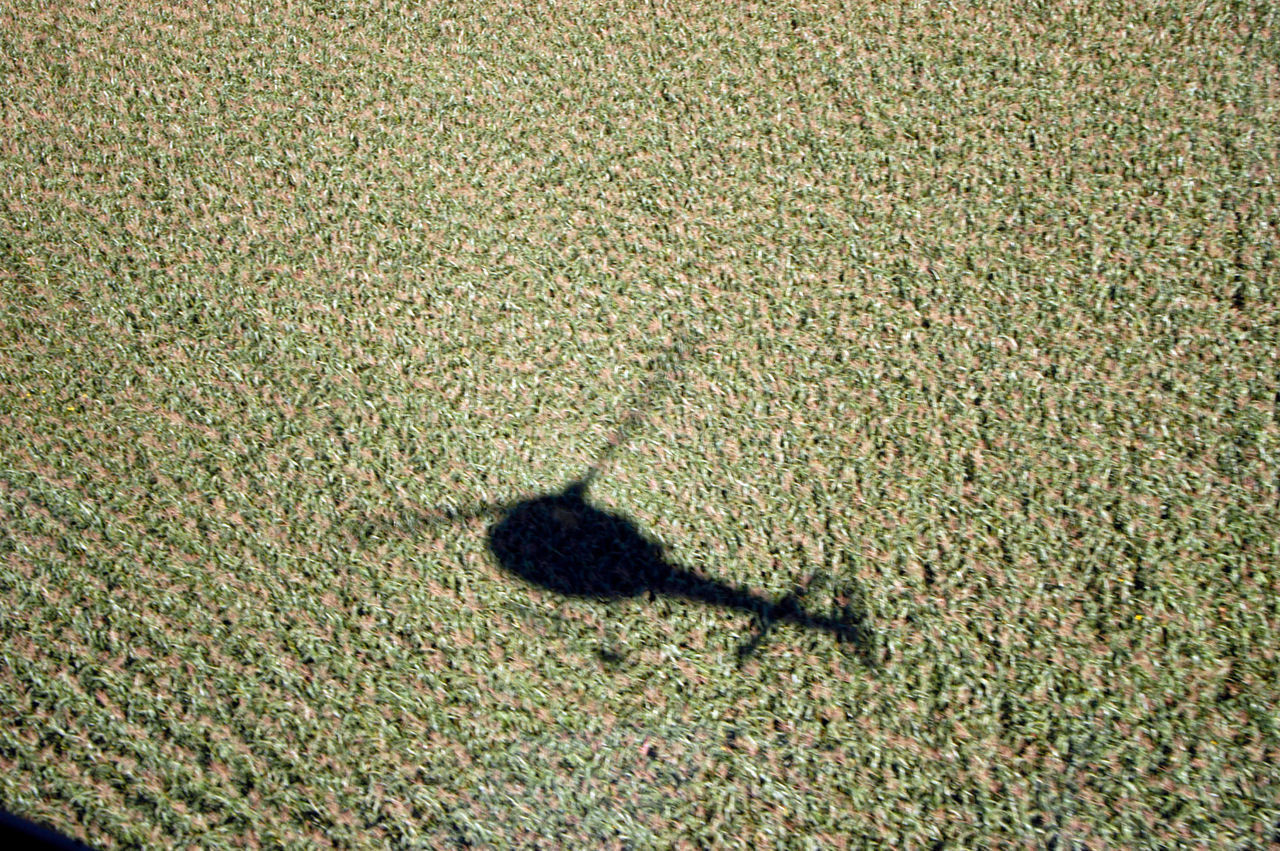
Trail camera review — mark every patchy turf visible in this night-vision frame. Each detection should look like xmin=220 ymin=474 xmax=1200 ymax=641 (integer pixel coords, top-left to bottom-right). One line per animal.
xmin=2 ymin=0 xmax=1278 ymax=847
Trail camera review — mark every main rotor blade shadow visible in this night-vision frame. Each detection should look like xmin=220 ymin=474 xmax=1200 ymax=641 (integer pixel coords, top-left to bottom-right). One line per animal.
xmin=350 ymin=497 xmax=520 ymax=543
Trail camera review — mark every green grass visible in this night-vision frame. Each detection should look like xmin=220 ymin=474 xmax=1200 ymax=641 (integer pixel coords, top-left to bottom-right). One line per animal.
xmin=2 ymin=0 xmax=1278 ymax=847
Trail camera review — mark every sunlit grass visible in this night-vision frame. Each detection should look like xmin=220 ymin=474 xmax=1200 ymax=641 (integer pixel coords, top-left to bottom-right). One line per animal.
xmin=2 ymin=0 xmax=1278 ymax=847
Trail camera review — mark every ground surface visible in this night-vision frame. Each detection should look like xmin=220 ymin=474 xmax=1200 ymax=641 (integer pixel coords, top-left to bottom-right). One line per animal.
xmin=1 ymin=1 xmax=1278 ymax=847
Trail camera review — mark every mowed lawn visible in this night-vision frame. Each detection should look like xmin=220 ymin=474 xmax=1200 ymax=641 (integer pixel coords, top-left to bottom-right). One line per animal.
xmin=1 ymin=1 xmax=1277 ymax=847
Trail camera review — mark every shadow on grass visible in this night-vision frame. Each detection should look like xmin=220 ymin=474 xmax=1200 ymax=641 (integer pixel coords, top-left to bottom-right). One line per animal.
xmin=397 ymin=476 xmax=876 ymax=666
xmin=363 ymin=331 xmax=874 ymax=664
xmin=0 ymin=809 xmax=96 ymax=851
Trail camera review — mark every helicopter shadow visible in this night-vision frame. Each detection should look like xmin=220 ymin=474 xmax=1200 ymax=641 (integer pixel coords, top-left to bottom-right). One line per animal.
xmin=360 ymin=331 xmax=874 ymax=664
xmin=405 ymin=475 xmax=876 ymax=666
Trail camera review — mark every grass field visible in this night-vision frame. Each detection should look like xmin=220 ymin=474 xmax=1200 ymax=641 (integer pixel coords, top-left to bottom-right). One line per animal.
xmin=2 ymin=0 xmax=1278 ymax=847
